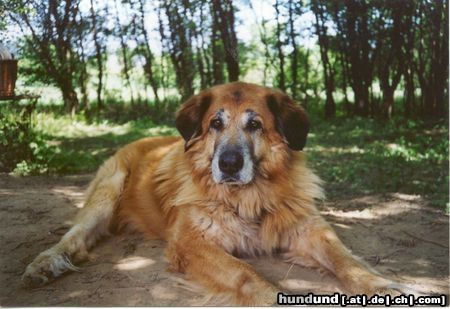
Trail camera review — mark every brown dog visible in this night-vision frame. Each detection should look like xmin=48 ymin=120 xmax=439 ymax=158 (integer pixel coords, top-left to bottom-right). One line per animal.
xmin=22 ymin=82 xmax=408 ymax=305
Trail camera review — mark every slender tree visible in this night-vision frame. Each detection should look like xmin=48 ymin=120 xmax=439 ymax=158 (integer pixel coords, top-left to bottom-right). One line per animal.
xmin=274 ymin=0 xmax=286 ymax=91
xmin=414 ymin=0 xmax=448 ymax=118
xmin=211 ymin=1 xmax=225 ymax=85
xmin=135 ymin=0 xmax=160 ymax=103
xmin=376 ymin=1 xmax=408 ymax=118
xmin=8 ymin=0 xmax=83 ymax=115
xmin=76 ymin=12 xmax=89 ymax=109
xmin=114 ymin=0 xmax=135 ymax=105
xmin=311 ymin=0 xmax=336 ymax=118
xmin=162 ymin=0 xmax=195 ymax=100
xmin=211 ymin=0 xmax=239 ymax=82
xmin=89 ymin=0 xmax=104 ymax=109
xmin=287 ymin=0 xmax=300 ymax=98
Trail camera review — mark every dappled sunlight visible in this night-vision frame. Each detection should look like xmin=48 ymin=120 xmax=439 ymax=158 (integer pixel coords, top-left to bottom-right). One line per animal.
xmin=35 ymin=112 xmax=177 ymax=141
xmin=323 ymin=199 xmax=420 ymax=220
xmin=70 ymin=121 xmax=131 ymax=137
xmin=147 ymin=126 xmax=177 ymax=136
xmin=67 ymin=290 xmax=86 ymax=298
xmin=278 ymin=278 xmax=340 ymax=293
xmin=48 ymin=186 xmax=86 ymax=208
xmin=333 ymin=223 xmax=351 ymax=230
xmin=35 ymin=113 xmax=132 ymax=138
xmin=386 ymin=143 xmax=424 ymax=162
xmin=408 ymin=258 xmax=432 ymax=269
xmin=391 ymin=193 xmax=423 ymax=202
xmin=0 ymin=0 xmax=447 ymax=304
xmin=399 ymin=275 xmax=450 ymax=295
xmin=149 ymin=285 xmax=178 ymax=300
xmin=309 ymin=145 xmax=366 ymax=154
xmin=90 ymin=147 xmax=111 ymax=156
xmin=0 ymin=189 xmax=15 ymax=195
xmin=52 ymin=187 xmax=84 ymax=197
xmin=114 ymin=256 xmax=156 ymax=271
xmin=63 ymin=219 xmax=74 ymax=225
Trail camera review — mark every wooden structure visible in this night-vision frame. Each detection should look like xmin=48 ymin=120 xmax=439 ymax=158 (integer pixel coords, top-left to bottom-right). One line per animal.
xmin=0 ymin=50 xmax=39 ymax=123
xmin=0 ymin=59 xmax=18 ymax=99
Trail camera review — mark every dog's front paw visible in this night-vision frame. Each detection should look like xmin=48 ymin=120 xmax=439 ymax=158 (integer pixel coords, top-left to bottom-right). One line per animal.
xmin=239 ymin=283 xmax=280 ymax=306
xmin=345 ymin=272 xmax=417 ymax=297
xmin=373 ymin=281 xmax=423 ymax=297
xmin=256 ymin=285 xmax=280 ymax=306
xmin=22 ymin=249 xmax=79 ymax=287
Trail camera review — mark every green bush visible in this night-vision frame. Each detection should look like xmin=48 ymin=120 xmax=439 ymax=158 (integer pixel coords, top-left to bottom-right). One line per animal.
xmin=0 ymin=104 xmax=58 ymax=175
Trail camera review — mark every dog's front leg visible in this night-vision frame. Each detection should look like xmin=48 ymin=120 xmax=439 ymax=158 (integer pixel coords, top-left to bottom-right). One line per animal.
xmin=22 ymin=155 xmax=127 ymax=287
xmin=165 ymin=208 xmax=279 ymax=306
xmin=284 ymin=215 xmax=407 ymax=295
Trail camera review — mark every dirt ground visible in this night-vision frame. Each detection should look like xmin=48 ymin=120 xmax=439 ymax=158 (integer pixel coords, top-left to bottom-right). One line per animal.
xmin=0 ymin=173 xmax=448 ymax=306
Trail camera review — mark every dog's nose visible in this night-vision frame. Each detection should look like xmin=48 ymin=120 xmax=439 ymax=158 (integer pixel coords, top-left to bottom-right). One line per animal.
xmin=219 ymin=150 xmax=244 ymax=175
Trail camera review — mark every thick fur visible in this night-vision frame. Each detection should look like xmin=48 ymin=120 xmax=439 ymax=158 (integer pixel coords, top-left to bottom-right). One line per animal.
xmin=22 ymin=82 xmax=409 ymax=305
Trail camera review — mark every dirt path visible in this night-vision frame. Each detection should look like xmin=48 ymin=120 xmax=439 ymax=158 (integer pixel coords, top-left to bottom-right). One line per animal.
xmin=0 ymin=173 xmax=448 ymax=306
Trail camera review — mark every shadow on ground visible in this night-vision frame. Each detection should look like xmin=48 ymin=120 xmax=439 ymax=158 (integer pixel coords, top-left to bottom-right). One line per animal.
xmin=0 ymin=173 xmax=448 ymax=306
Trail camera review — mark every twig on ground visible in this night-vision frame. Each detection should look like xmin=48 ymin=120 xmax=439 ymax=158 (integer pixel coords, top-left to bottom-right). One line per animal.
xmin=402 ymin=231 xmax=448 ymax=249
xmin=282 ymin=263 xmax=295 ymax=281
xmin=12 ymin=237 xmax=46 ymax=250
xmin=48 ymin=226 xmax=69 ymax=236
xmin=386 ymin=268 xmax=406 ymax=280
xmin=356 ymin=221 xmax=370 ymax=228
xmin=30 ymin=287 xmax=57 ymax=292
xmin=370 ymin=248 xmax=405 ymax=266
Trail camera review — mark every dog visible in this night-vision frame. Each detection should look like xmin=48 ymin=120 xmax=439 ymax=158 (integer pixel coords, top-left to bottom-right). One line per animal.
xmin=22 ymin=82 xmax=409 ymax=305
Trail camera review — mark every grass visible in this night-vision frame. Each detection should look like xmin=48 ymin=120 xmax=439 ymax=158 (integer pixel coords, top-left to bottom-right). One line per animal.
xmin=33 ymin=112 xmax=177 ymax=174
xmin=2 ymin=104 xmax=448 ymax=211
xmin=306 ymin=115 xmax=448 ymax=210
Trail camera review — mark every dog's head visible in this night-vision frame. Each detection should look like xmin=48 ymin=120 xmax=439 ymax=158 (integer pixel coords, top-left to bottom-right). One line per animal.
xmin=176 ymin=82 xmax=309 ymax=186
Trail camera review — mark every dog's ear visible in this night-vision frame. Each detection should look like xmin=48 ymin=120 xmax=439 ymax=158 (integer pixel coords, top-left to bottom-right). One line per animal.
xmin=176 ymin=91 xmax=212 ymax=145
xmin=266 ymin=92 xmax=309 ymax=151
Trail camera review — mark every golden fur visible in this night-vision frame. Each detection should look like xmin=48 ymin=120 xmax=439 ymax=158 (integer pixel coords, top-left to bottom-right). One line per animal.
xmin=22 ymin=82 xmax=409 ymax=305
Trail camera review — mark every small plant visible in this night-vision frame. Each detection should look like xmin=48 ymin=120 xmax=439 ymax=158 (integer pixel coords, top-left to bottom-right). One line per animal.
xmin=0 ymin=104 xmax=59 ymax=174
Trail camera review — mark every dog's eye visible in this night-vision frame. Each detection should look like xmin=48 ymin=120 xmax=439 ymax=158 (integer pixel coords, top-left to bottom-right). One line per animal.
xmin=210 ymin=119 xmax=223 ymax=130
xmin=247 ymin=120 xmax=262 ymax=131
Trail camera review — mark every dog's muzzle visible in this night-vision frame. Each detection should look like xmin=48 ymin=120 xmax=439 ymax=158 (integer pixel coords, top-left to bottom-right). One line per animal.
xmin=218 ymin=150 xmax=244 ymax=181
xmin=212 ymin=143 xmax=254 ymax=185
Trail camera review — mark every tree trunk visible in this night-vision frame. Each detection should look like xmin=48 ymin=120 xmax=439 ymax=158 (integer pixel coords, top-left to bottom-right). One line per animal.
xmin=274 ymin=0 xmax=286 ymax=91
xmin=211 ymin=0 xmax=239 ymax=82
xmin=211 ymin=1 xmax=225 ymax=85
xmin=77 ymin=13 xmax=89 ymax=110
xmin=288 ymin=0 xmax=299 ymax=99
xmin=381 ymin=87 xmax=395 ymax=119
xmin=137 ymin=0 xmax=160 ymax=104
xmin=404 ymin=68 xmax=415 ymax=117
xmin=114 ymin=0 xmax=135 ymax=105
xmin=163 ymin=0 xmax=195 ymax=100
xmin=312 ymin=0 xmax=335 ymax=118
xmin=89 ymin=0 xmax=103 ymax=109
xmin=60 ymin=79 xmax=79 ymax=116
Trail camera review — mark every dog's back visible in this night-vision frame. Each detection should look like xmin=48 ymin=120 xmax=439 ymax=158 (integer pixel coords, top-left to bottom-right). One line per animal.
xmin=117 ymin=136 xmax=183 ymax=239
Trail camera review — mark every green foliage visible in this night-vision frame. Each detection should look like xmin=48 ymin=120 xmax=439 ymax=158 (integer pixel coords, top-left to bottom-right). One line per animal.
xmin=307 ymin=116 xmax=449 ymax=210
xmin=32 ymin=109 xmax=177 ymax=174
xmin=0 ymin=103 xmax=59 ymax=175
xmin=85 ymin=96 xmax=181 ymax=126
xmin=3 ymin=98 xmax=447 ymax=211
xmin=16 ymin=38 xmax=55 ymax=86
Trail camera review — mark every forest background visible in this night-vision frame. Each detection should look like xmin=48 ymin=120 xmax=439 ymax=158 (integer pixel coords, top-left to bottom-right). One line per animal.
xmin=0 ymin=0 xmax=448 ymax=211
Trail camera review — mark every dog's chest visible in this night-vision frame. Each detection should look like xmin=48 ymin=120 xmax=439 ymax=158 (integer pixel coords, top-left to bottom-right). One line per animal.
xmin=192 ymin=205 xmax=264 ymax=256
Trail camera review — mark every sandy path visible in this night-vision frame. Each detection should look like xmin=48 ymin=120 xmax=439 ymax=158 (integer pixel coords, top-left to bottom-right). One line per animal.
xmin=0 ymin=173 xmax=448 ymax=306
